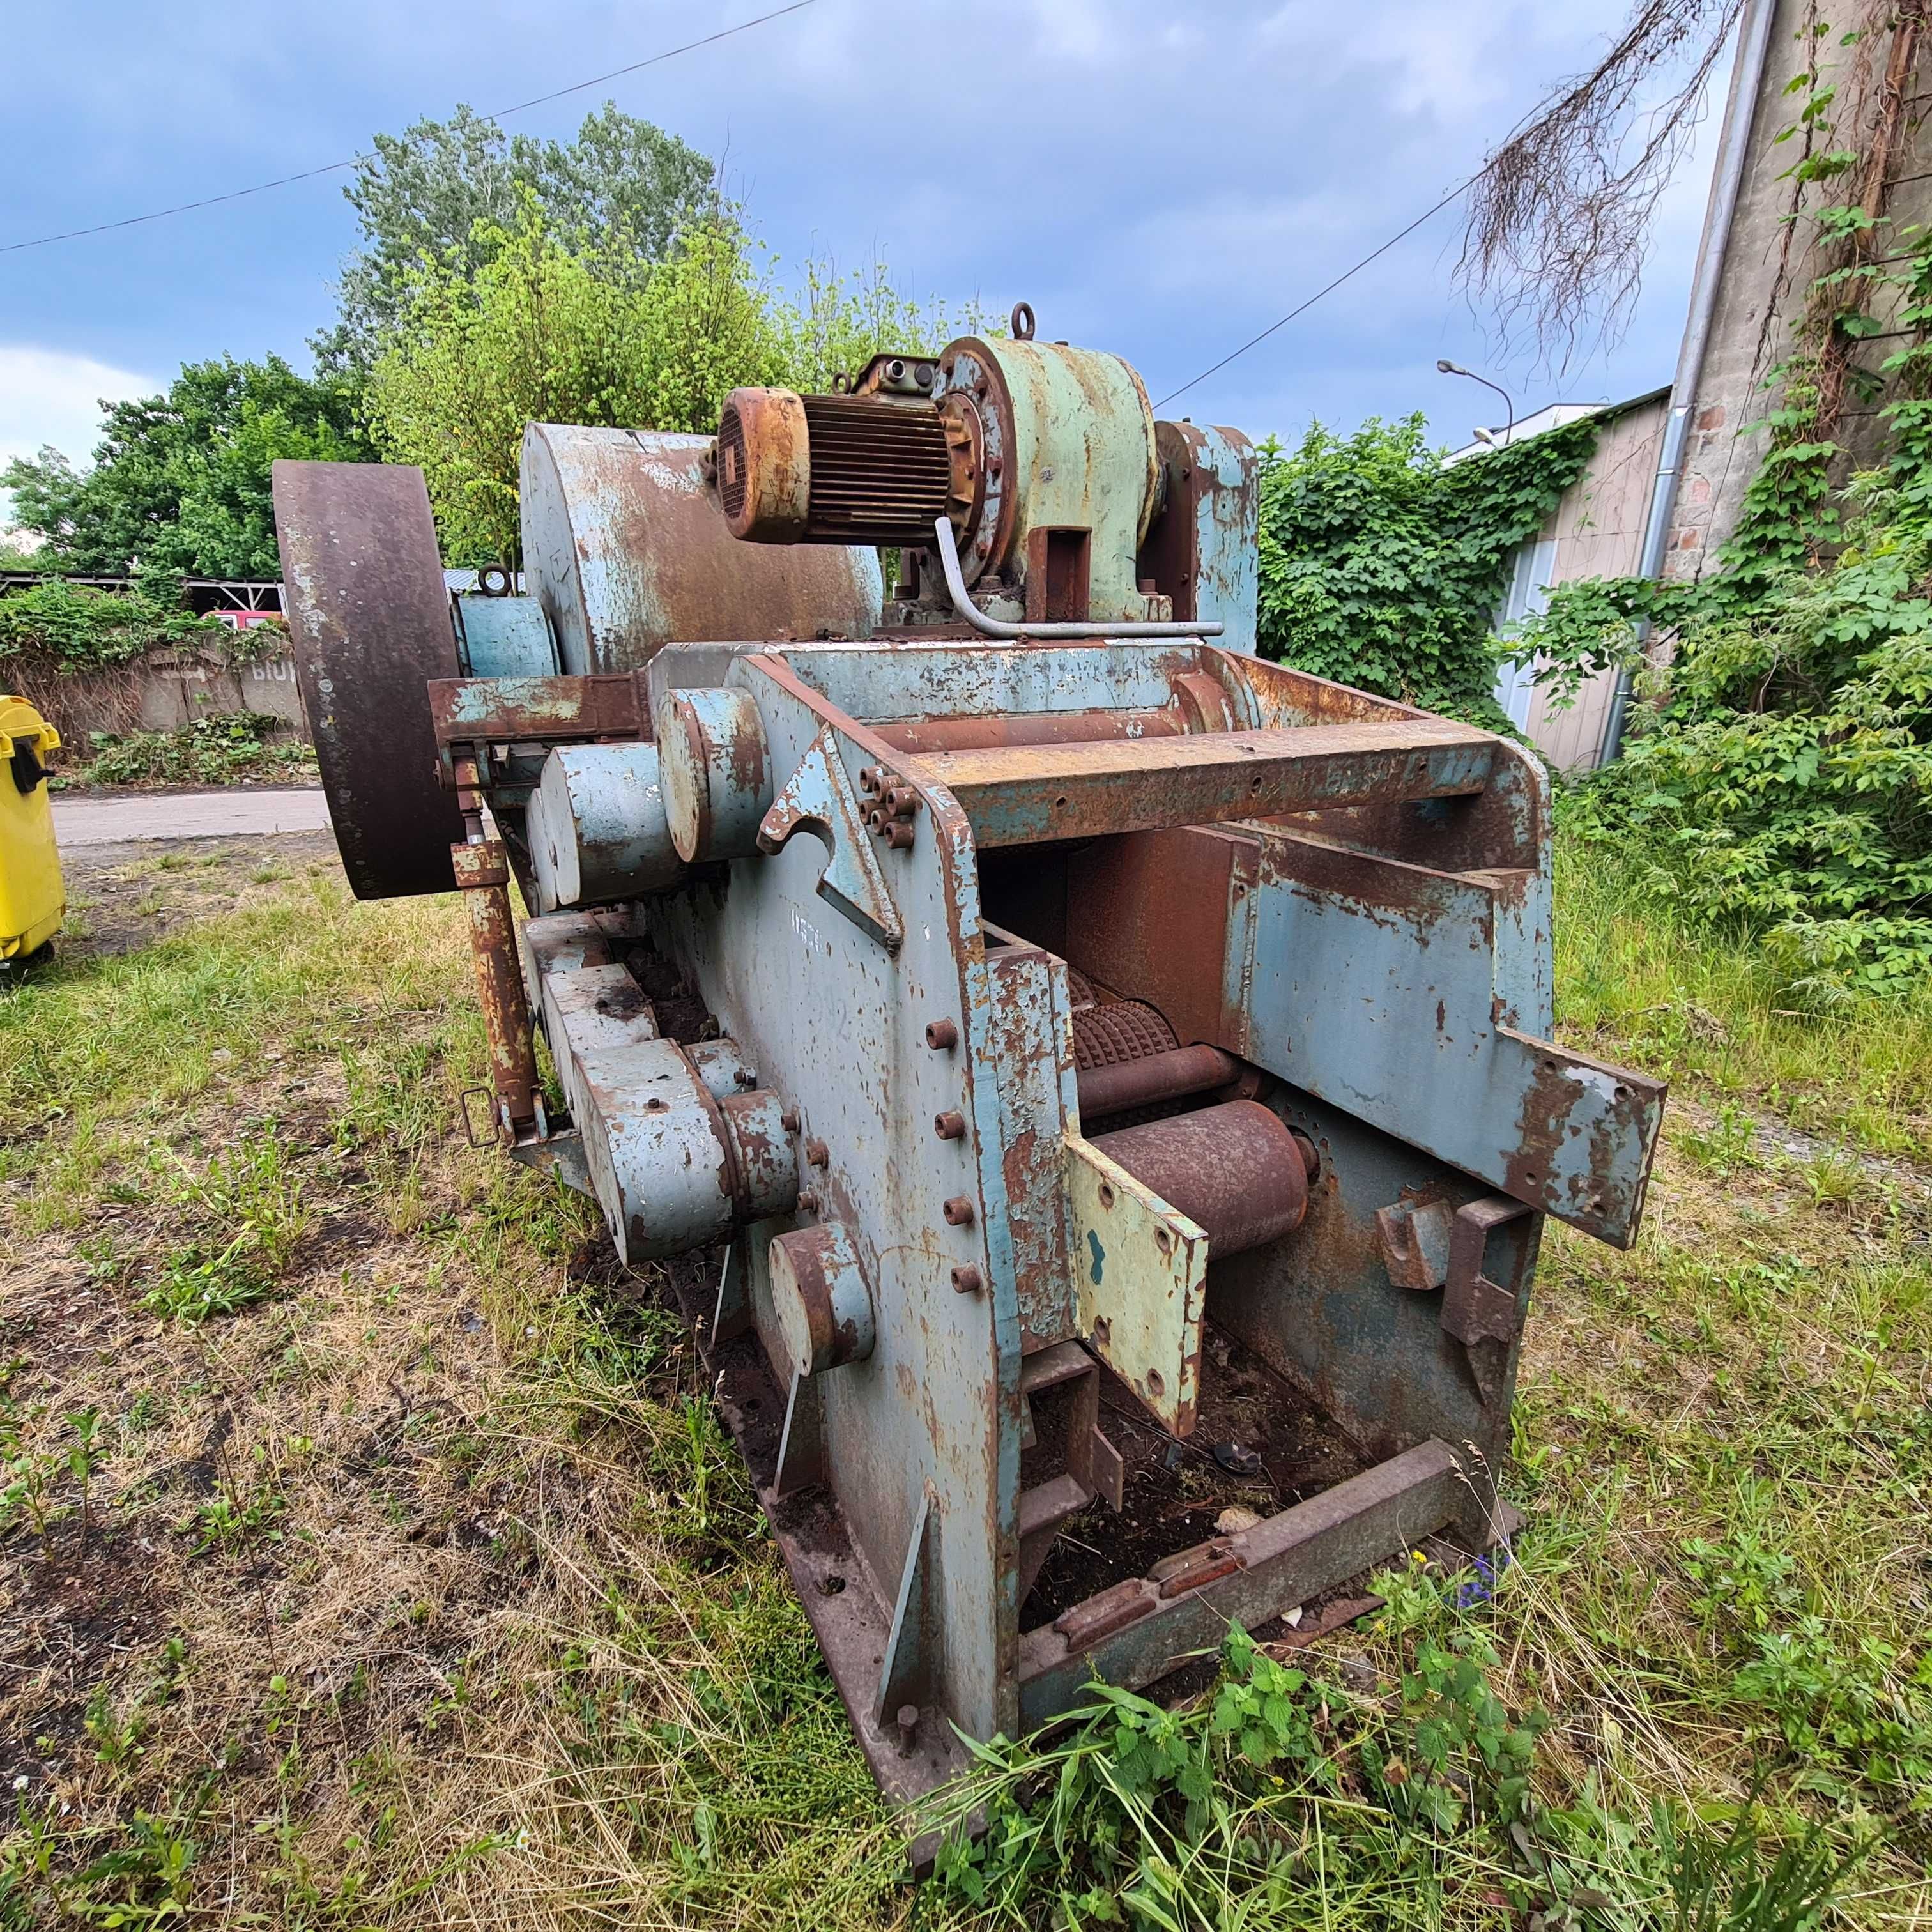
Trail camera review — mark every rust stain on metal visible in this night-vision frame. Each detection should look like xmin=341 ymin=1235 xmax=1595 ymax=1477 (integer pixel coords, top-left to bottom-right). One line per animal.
xmin=871 ymin=707 xmax=1184 ymax=755
xmin=913 ymin=719 xmax=1496 ymax=848
xmin=1092 ymin=1101 xmax=1308 ymax=1257
xmin=429 ymin=673 xmax=645 ymax=747
xmin=521 ymin=427 xmax=877 ymax=671
xmin=450 ymin=839 xmax=539 ymax=1134
xmin=1062 ymin=828 xmax=1245 ymax=1053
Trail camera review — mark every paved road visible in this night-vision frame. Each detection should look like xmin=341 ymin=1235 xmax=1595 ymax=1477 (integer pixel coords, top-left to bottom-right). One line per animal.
xmin=53 ymin=788 xmax=332 ymax=847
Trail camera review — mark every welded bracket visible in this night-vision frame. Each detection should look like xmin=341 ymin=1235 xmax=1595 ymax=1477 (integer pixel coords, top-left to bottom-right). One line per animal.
xmin=1375 ymin=1199 xmax=1454 ymax=1291
xmin=877 ymin=1485 xmax=941 ymax=1725
xmin=773 ymin=1369 xmax=825 ymax=1498
xmin=758 ymin=724 xmax=904 ymax=953
xmin=505 ymin=1124 xmax=590 ymax=1194
xmin=1440 ymin=1196 xmax=1533 ymax=1348
xmin=1066 ymin=1131 xmax=1208 ymax=1436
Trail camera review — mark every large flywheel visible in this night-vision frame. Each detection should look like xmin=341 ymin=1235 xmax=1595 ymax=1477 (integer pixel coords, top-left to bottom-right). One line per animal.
xmin=272 ymin=461 xmax=465 ymax=899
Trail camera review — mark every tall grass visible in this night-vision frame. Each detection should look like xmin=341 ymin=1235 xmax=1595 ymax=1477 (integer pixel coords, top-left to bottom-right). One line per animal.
xmin=1553 ymin=843 xmax=1932 ymax=1156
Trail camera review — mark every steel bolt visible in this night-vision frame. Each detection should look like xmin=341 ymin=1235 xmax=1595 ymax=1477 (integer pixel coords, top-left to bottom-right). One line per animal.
xmin=858 ymin=765 xmax=883 ymax=795
xmin=934 ymin=1110 xmax=967 ymax=1140
xmin=1291 ymin=1130 xmax=1321 ymax=1182
xmin=781 ymin=1110 xmax=801 ymax=1133
xmin=735 ymin=1066 xmax=758 ymax=1087
xmin=951 ymin=1265 xmax=984 ymax=1295
xmin=797 ymin=1189 xmax=820 ymax=1213
xmin=884 ymin=822 xmax=916 ymax=850
xmin=942 ymin=1196 xmax=975 ymax=1227
xmin=884 ymin=786 xmax=919 ymax=818
xmin=925 ymin=1019 xmax=958 ymax=1051
xmin=895 ymin=1703 xmax=920 ymax=1756
xmin=806 ymin=1138 xmax=829 ymax=1168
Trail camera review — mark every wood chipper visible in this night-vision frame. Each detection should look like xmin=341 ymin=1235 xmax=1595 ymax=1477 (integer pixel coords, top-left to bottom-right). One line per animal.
xmin=271 ymin=307 xmax=1665 ymax=1804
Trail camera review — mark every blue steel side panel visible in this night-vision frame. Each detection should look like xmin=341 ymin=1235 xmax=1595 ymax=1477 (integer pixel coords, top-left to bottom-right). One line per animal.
xmin=1239 ymin=831 xmax=1663 ymax=1247
xmin=793 ymin=643 xmax=1214 ymax=723
xmin=1190 ymin=425 xmax=1259 ymax=654
xmin=456 ymin=596 xmax=558 ymax=678
xmin=646 ymin=655 xmax=1034 ymax=1745
xmin=1208 ymin=1087 xmax=1540 ymax=1472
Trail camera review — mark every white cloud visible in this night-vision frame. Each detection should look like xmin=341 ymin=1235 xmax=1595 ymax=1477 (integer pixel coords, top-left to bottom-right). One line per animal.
xmin=0 ymin=343 xmax=158 ymax=472
xmin=0 ymin=343 xmax=158 ymax=536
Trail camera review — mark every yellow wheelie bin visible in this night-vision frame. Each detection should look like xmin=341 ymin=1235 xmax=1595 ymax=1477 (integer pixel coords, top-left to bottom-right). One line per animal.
xmin=0 ymin=694 xmax=63 ymax=969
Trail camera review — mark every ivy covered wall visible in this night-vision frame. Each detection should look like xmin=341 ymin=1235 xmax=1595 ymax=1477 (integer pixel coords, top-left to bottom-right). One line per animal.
xmin=1255 ymin=412 xmax=1601 ymax=728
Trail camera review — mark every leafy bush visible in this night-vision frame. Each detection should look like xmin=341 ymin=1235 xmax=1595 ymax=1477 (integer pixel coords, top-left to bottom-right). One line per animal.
xmin=364 ymin=194 xmax=996 ymax=565
xmin=1255 ymin=412 xmax=1598 ymax=724
xmin=923 ymin=1611 xmax=1871 ymax=1930
xmin=928 ymin=1621 xmax=1541 ymax=1926
xmin=0 ymin=580 xmax=229 ymax=674
xmin=68 ymin=713 xmax=315 ymax=789
xmin=1 ymin=356 xmax=366 ymax=579
xmin=1551 ymin=523 xmax=1932 ymax=997
xmin=1513 ymin=66 xmax=1932 ymax=999
xmin=1732 ymin=1618 xmax=1932 ymax=1809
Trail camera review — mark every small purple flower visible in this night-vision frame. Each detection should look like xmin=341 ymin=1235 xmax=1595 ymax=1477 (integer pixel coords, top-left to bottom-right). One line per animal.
xmin=1455 ymin=1554 xmax=1501 ymax=1609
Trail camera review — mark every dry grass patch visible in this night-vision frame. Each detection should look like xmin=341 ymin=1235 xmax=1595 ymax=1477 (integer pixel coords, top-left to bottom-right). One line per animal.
xmin=0 ymin=856 xmax=900 ymax=1929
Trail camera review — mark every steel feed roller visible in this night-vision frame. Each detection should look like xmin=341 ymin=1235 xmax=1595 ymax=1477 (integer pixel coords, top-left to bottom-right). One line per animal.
xmin=272 ymin=305 xmax=1666 ymax=1809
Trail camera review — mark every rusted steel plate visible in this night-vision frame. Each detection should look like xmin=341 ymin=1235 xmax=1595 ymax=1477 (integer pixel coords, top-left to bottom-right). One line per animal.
xmin=1245 ymin=833 xmax=1664 ymax=1248
xmin=1064 ymin=827 xmax=1254 ymax=1052
xmin=428 ymin=673 xmax=645 ymax=746
xmin=271 ymin=461 xmax=464 ymax=899
xmin=1493 ymin=1031 xmax=1666 ymax=1246
xmin=520 ymin=425 xmax=881 ymax=675
xmin=1066 ymin=1130 xmax=1207 ymax=1434
xmin=913 ymin=719 xmax=1496 ymax=847
xmin=870 ymin=707 xmax=1184 ymax=755
xmin=1137 ymin=421 xmax=1259 ymax=649
xmin=1016 ymin=1439 xmax=1466 ymax=1728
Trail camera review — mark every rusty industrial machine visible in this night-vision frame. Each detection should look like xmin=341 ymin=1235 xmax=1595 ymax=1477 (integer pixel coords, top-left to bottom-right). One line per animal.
xmin=272 ymin=306 xmax=1664 ymax=1804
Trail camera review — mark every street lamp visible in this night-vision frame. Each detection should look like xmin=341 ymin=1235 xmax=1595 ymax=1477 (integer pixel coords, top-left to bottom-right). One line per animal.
xmin=1437 ymin=360 xmax=1516 ymax=445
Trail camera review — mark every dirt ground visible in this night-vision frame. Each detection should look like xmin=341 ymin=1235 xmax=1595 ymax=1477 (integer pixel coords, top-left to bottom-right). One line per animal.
xmin=53 ymin=831 xmax=339 ymax=958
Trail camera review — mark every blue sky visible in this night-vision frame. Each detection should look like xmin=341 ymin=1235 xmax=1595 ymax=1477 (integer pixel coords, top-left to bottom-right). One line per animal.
xmin=2 ymin=0 xmax=1728 ymax=488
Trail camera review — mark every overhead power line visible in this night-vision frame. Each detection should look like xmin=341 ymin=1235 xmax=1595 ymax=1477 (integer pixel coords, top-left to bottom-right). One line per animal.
xmin=0 ymin=0 xmax=818 ymax=256
xmin=1153 ymin=178 xmax=1475 ymax=409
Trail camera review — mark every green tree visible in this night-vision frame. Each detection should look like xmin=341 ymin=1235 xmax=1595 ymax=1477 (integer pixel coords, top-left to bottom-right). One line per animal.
xmin=1 ymin=356 xmax=368 ymax=579
xmin=316 ymin=103 xmax=715 ymax=372
xmin=364 ymin=197 xmax=993 ymax=566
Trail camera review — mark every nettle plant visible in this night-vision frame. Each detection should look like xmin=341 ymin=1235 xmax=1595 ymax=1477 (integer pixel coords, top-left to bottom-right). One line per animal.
xmin=1515 ymin=25 xmax=1932 ymax=999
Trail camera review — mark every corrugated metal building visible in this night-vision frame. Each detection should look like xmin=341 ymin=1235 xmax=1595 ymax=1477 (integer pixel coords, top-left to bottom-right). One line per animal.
xmin=1452 ymin=387 xmax=1673 ymax=771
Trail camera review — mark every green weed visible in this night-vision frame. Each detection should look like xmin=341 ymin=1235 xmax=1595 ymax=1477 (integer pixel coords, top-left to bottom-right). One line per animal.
xmin=72 ymin=712 xmax=315 ymax=790
xmin=140 ymin=1127 xmax=309 ymax=1322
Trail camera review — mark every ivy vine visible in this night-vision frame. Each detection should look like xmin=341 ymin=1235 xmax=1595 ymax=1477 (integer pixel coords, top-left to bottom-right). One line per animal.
xmin=1254 ymin=413 xmax=1599 ymax=727
xmin=1514 ymin=10 xmax=1932 ymax=998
